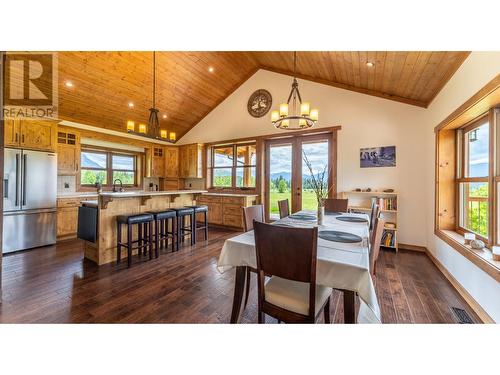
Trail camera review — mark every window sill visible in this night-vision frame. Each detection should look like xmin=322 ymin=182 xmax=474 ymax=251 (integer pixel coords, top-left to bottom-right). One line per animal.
xmin=435 ymin=229 xmax=500 ymax=282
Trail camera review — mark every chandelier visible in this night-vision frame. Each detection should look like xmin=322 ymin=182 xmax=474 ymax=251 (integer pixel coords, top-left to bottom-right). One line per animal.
xmin=270 ymin=52 xmax=318 ymax=130
xmin=127 ymin=51 xmax=176 ymax=143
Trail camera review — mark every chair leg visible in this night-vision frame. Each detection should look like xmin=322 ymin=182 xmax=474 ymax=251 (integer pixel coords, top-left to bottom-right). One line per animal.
xmin=258 ymin=311 xmax=265 ymax=324
xmin=324 ymin=297 xmax=331 ymax=324
xmin=176 ymin=216 xmax=181 ymax=249
xmin=127 ymin=223 xmax=132 ymax=268
xmin=244 ymin=267 xmax=251 ymax=308
xmin=116 ymin=222 xmax=122 ymax=264
xmin=171 ymin=217 xmax=176 ymax=252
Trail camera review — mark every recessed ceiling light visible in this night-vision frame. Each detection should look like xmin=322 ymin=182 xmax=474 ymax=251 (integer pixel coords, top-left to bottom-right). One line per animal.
xmin=366 ymin=61 xmax=374 ymax=67
xmin=208 ymin=66 xmax=214 ymax=73
xmin=162 ymin=114 xmax=167 ymax=119
xmin=128 ymin=102 xmax=134 ymax=108
xmin=65 ymin=81 xmax=74 ymax=87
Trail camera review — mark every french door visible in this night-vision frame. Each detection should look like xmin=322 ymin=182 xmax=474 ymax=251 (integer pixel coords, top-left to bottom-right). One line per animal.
xmin=265 ymin=133 xmax=334 ymax=220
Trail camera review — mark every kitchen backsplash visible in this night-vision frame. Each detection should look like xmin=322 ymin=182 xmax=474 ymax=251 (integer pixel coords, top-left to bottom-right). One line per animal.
xmin=184 ymin=178 xmax=205 ymax=190
xmin=57 ymin=175 xmax=76 ymax=193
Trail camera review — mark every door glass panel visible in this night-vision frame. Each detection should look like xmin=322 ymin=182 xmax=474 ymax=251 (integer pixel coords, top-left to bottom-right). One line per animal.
xmin=269 ymin=144 xmax=292 ymax=220
xmin=301 ymin=141 xmax=329 ymax=212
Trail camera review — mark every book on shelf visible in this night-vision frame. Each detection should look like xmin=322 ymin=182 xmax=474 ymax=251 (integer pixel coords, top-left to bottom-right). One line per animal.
xmin=381 ymin=230 xmax=396 ymax=247
xmin=371 ymin=196 xmax=397 ymax=211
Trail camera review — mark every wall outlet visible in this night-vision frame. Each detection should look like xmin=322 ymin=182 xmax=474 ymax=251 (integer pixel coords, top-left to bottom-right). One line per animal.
xmin=64 ymin=182 xmax=70 ymax=189
xmin=189 ymin=183 xmax=192 ymax=187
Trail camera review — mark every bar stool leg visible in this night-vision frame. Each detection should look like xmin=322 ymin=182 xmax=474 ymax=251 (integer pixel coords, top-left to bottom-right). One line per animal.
xmin=116 ymin=222 xmax=122 ymax=264
xmin=149 ymin=220 xmax=155 ymax=259
xmin=191 ymin=212 xmax=196 ymax=246
xmin=127 ymin=223 xmax=132 ymax=268
xmin=138 ymin=223 xmax=143 ymax=256
xmin=171 ymin=216 xmax=176 ymax=252
xmin=155 ymin=218 xmax=160 ymax=256
xmin=161 ymin=218 xmax=167 ymax=249
xmin=204 ymin=211 xmax=208 ymax=240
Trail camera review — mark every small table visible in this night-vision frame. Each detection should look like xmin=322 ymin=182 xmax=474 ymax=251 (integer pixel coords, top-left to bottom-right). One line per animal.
xmin=217 ymin=211 xmax=381 ymax=323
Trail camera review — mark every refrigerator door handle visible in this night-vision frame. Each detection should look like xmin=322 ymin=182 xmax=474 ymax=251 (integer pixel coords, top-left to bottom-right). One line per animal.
xmin=22 ymin=153 xmax=27 ymax=206
xmin=15 ymin=153 xmax=20 ymax=206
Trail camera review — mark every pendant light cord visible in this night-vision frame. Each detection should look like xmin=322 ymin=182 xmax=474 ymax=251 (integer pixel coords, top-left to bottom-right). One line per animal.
xmin=152 ymin=51 xmax=156 ymax=108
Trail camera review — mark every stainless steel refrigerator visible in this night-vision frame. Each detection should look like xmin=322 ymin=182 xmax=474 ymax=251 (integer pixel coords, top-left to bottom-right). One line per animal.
xmin=3 ymin=148 xmax=57 ymax=253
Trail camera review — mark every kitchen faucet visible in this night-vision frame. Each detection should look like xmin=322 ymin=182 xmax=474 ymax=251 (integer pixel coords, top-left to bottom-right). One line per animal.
xmin=112 ymin=179 xmax=124 ymax=192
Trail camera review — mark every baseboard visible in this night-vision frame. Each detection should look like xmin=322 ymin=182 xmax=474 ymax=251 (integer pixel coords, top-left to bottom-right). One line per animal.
xmin=425 ymin=248 xmax=495 ymax=324
xmin=399 ymin=243 xmax=426 ymax=252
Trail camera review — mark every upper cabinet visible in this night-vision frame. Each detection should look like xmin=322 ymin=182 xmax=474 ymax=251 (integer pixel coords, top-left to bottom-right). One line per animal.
xmin=179 ymin=143 xmax=203 ymax=178
xmin=146 ymin=146 xmax=166 ymax=178
xmin=164 ymin=147 xmax=179 ymax=178
xmin=57 ymin=129 xmax=81 ymax=175
xmin=4 ymin=119 xmax=58 ymax=152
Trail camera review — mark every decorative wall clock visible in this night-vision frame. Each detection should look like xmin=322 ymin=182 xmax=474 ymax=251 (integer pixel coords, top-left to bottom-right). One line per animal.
xmin=247 ymin=89 xmax=272 ymax=118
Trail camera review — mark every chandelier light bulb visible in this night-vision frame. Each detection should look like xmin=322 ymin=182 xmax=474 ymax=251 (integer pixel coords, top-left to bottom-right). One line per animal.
xmin=271 ymin=110 xmax=280 ymax=122
xmin=310 ymin=108 xmax=319 ymax=122
xmin=300 ymin=102 xmax=310 ymax=116
xmin=279 ymin=103 xmax=289 ymax=117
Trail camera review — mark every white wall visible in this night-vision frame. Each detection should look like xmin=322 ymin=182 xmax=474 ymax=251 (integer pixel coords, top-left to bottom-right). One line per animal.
xmin=423 ymin=52 xmax=500 ymax=322
xmin=180 ymin=69 xmax=428 ymax=246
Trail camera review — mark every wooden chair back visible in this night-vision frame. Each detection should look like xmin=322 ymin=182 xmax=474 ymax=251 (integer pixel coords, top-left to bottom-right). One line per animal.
xmin=242 ymin=205 xmax=264 ymax=232
xmin=253 ymin=221 xmax=318 ymax=318
xmin=370 ymin=217 xmax=385 ymax=276
xmin=324 ymin=198 xmax=349 ymax=213
xmin=369 ymin=201 xmax=380 ymax=231
xmin=277 ymin=199 xmax=290 ymax=219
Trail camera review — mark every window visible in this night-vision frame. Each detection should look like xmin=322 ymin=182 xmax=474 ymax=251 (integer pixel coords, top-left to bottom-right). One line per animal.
xmin=209 ymin=143 xmax=256 ymax=189
xmin=80 ymin=149 xmax=137 ymax=187
xmin=457 ymin=118 xmax=490 ymax=239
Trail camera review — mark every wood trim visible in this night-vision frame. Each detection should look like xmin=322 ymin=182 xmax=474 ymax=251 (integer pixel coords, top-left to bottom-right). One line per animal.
xmin=434 ymin=74 xmax=500 ymax=132
xmin=435 ymin=229 xmax=500 ymax=283
xmin=0 ymin=51 xmax=4 ymax=299
xmin=425 ymin=246 xmax=495 ymax=324
xmin=260 ymin=67 xmax=429 ymax=108
xmin=398 ymin=243 xmax=426 ymax=252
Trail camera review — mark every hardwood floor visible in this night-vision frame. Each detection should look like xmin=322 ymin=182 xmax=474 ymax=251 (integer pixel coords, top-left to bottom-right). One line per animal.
xmin=0 ymin=227 xmax=479 ymax=323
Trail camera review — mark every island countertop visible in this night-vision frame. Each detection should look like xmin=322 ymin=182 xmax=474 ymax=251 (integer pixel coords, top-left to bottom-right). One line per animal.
xmin=99 ymin=189 xmax=207 ymax=198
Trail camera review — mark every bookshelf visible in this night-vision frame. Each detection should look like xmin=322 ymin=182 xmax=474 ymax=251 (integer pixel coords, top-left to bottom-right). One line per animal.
xmin=341 ymin=190 xmax=399 ymax=251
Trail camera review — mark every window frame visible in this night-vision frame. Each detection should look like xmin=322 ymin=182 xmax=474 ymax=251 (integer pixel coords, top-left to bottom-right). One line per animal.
xmin=209 ymin=142 xmax=257 ymax=189
xmin=455 ymin=115 xmax=491 ymax=242
xmin=80 ymin=147 xmax=139 ymax=188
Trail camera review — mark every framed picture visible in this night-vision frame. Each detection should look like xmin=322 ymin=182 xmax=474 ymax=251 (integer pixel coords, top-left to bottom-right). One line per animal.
xmin=360 ymin=146 xmax=396 ymax=168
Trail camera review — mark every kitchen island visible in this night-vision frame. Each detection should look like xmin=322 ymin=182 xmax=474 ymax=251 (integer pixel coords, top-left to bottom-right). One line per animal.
xmin=82 ymin=190 xmax=207 ymax=265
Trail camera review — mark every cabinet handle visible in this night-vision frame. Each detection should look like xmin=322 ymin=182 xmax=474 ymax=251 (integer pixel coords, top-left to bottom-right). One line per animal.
xmin=22 ymin=134 xmax=25 ymax=143
xmin=76 ymin=163 xmax=79 ymax=171
xmin=15 ymin=133 xmax=18 ymax=143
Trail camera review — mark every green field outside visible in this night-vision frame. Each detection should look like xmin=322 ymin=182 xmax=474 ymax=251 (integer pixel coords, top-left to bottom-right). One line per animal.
xmin=269 ymin=190 xmax=318 ymax=215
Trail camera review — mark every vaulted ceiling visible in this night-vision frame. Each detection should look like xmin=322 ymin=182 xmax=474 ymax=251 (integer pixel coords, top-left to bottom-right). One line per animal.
xmin=56 ymin=51 xmax=469 ymax=142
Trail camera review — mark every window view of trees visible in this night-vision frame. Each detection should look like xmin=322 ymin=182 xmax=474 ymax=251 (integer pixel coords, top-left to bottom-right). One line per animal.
xmin=80 ymin=150 xmax=136 ymax=186
xmin=211 ymin=143 xmax=256 ymax=188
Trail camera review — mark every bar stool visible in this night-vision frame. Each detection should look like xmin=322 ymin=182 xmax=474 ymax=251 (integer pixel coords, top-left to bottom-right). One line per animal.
xmin=170 ymin=207 xmax=195 ymax=248
xmin=184 ymin=205 xmax=208 ymax=243
xmin=149 ymin=209 xmax=177 ymax=254
xmin=116 ymin=213 xmax=154 ymax=268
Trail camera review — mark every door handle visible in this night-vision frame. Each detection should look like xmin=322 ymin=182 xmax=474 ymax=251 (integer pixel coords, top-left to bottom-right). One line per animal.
xmin=22 ymin=154 xmax=27 ymax=206
xmin=15 ymin=153 xmax=20 ymax=206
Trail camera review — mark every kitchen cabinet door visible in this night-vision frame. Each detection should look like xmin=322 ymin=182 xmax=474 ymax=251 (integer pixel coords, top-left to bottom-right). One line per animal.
xmin=20 ymin=120 xmax=57 ymax=152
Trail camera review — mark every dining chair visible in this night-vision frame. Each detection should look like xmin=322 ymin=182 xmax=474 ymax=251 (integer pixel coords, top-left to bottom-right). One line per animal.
xmin=369 ymin=203 xmax=380 ymax=246
xmin=370 ymin=216 xmax=386 ymax=276
xmin=253 ymin=221 xmax=332 ymax=323
xmin=242 ymin=204 xmax=265 ymax=308
xmin=277 ymin=199 xmax=290 ymax=219
xmin=242 ymin=205 xmax=265 ymax=232
xmin=324 ymin=198 xmax=349 ymax=213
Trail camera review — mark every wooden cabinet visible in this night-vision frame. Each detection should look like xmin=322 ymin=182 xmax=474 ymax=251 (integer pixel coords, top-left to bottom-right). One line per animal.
xmin=164 ymin=147 xmax=179 ymax=178
xmin=57 ymin=197 xmax=96 ymax=240
xmin=57 ymin=129 xmax=80 ymax=175
xmin=4 ymin=119 xmax=20 ymax=147
xmin=179 ymin=143 xmax=203 ymax=178
xmin=146 ymin=146 xmax=166 ymax=178
xmin=3 ymin=119 xmax=57 ymax=152
xmin=20 ymin=120 xmax=58 ymax=152
xmin=196 ymin=194 xmax=258 ymax=229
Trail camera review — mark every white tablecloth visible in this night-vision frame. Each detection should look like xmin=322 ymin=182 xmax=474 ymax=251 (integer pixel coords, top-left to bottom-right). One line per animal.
xmin=217 ymin=211 xmax=381 ymax=323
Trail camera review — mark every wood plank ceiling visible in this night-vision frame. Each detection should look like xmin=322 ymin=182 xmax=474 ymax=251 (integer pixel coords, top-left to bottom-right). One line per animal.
xmin=56 ymin=51 xmax=469 ymax=141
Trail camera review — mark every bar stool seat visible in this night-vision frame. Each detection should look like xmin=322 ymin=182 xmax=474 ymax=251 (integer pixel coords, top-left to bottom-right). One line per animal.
xmin=116 ymin=213 xmax=154 ymax=268
xmin=149 ymin=209 xmax=177 ymax=254
xmin=170 ymin=207 xmax=195 ymax=247
xmin=185 ymin=205 xmax=209 ymax=243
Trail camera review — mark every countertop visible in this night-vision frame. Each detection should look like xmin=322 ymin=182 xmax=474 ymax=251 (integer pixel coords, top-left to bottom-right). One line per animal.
xmin=202 ymin=192 xmax=259 ymax=197
xmin=99 ymin=190 xmax=208 ymax=198
xmin=57 ymin=192 xmax=99 ymax=199
xmin=81 ymin=200 xmax=98 ymax=208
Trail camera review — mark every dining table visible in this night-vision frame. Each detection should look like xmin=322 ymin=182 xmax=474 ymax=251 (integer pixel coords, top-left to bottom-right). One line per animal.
xmin=217 ymin=210 xmax=382 ymax=324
